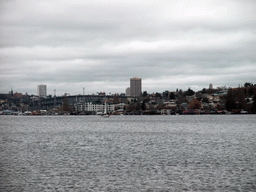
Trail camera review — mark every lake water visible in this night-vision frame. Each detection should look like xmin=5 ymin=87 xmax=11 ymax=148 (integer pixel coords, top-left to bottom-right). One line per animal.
xmin=0 ymin=115 xmax=256 ymax=191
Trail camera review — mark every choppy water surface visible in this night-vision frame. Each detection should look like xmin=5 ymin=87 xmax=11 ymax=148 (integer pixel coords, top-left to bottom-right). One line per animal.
xmin=0 ymin=115 xmax=256 ymax=191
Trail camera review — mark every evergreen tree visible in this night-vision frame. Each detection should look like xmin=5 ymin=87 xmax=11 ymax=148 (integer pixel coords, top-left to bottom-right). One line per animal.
xmin=62 ymin=97 xmax=72 ymax=112
xmin=169 ymin=92 xmax=175 ymax=99
xmin=225 ymin=89 xmax=236 ymax=111
xmin=155 ymin=92 xmax=162 ymax=98
xmin=251 ymin=95 xmax=256 ymax=114
xmin=184 ymin=87 xmax=195 ymax=96
xmin=142 ymin=91 xmax=148 ymax=97
xmin=141 ymin=101 xmax=146 ymax=111
xmin=244 ymin=82 xmax=253 ymax=87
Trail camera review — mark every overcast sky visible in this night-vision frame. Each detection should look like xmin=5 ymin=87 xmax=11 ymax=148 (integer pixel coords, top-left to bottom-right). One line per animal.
xmin=1 ymin=0 xmax=255 ymax=96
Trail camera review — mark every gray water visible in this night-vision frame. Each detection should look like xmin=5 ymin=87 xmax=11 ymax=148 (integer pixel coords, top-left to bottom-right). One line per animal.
xmin=0 ymin=115 xmax=255 ymax=191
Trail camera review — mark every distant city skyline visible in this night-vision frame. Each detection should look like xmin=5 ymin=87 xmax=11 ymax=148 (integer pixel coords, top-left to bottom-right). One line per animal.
xmin=1 ymin=0 xmax=255 ymax=95
xmin=2 ymin=81 xmax=255 ymax=97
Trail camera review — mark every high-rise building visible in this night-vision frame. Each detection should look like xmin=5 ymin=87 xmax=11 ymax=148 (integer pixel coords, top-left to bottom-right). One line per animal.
xmin=37 ymin=84 xmax=47 ymax=98
xmin=130 ymin=77 xmax=141 ymax=97
xmin=125 ymin=87 xmax=131 ymax=96
xmin=209 ymin=83 xmax=213 ymax=90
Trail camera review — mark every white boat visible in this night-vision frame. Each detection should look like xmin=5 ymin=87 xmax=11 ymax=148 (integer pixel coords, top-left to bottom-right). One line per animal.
xmin=102 ymin=101 xmax=110 ymax=117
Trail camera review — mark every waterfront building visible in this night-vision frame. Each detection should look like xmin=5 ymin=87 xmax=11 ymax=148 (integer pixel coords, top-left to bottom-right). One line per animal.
xmin=74 ymin=102 xmax=115 ymax=113
xmin=130 ymin=77 xmax=141 ymax=97
xmin=37 ymin=84 xmax=47 ymax=98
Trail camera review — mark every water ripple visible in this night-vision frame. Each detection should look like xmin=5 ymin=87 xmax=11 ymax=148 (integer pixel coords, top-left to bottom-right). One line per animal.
xmin=0 ymin=115 xmax=256 ymax=191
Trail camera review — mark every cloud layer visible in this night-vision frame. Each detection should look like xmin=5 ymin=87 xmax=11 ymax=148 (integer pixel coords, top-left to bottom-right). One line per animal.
xmin=1 ymin=0 xmax=256 ymax=95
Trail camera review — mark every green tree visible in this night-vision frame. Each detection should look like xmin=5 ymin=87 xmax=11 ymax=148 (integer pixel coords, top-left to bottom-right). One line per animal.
xmin=202 ymin=97 xmax=209 ymax=103
xmin=162 ymin=91 xmax=169 ymax=99
xmin=169 ymin=92 xmax=175 ymax=99
xmin=248 ymin=87 xmax=254 ymax=97
xmin=184 ymin=87 xmax=195 ymax=96
xmin=251 ymin=95 xmax=256 ymax=114
xmin=92 ymin=98 xmax=101 ymax=104
xmin=62 ymin=97 xmax=73 ymax=112
xmin=225 ymin=89 xmax=236 ymax=111
xmin=142 ymin=91 xmax=148 ymax=97
xmin=244 ymin=82 xmax=253 ymax=87
xmin=155 ymin=92 xmax=162 ymax=98
xmin=136 ymin=103 xmax=141 ymax=111
xmin=237 ymin=89 xmax=246 ymax=109
xmin=141 ymin=101 xmax=146 ymax=111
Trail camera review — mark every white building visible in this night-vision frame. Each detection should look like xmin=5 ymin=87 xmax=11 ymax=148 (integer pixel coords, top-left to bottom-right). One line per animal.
xmin=37 ymin=84 xmax=47 ymax=98
xmin=209 ymin=83 xmax=213 ymax=90
xmin=125 ymin=87 xmax=131 ymax=96
xmin=74 ymin=102 xmax=115 ymax=113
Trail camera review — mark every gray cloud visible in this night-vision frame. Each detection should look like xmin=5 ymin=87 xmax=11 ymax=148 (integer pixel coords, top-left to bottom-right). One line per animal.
xmin=1 ymin=0 xmax=256 ymax=95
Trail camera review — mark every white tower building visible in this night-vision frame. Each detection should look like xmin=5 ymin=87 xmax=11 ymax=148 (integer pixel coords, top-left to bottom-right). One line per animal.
xmin=37 ymin=84 xmax=47 ymax=98
xmin=125 ymin=87 xmax=131 ymax=96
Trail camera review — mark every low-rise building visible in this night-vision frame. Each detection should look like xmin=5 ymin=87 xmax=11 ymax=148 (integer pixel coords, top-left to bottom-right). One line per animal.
xmin=74 ymin=102 xmax=115 ymax=113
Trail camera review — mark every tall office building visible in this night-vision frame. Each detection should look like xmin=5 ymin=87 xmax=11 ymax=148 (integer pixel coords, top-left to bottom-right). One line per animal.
xmin=125 ymin=87 xmax=131 ymax=96
xmin=130 ymin=77 xmax=141 ymax=97
xmin=209 ymin=83 xmax=213 ymax=90
xmin=37 ymin=84 xmax=47 ymax=98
